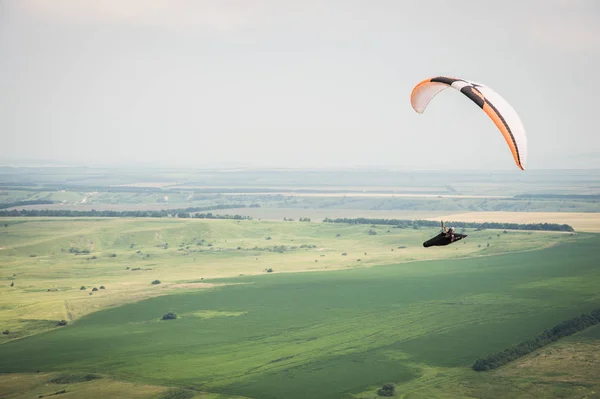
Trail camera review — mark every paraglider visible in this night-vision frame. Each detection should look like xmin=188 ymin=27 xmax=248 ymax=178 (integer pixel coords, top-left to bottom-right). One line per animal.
xmin=423 ymin=221 xmax=467 ymax=248
xmin=410 ymin=76 xmax=528 ymax=170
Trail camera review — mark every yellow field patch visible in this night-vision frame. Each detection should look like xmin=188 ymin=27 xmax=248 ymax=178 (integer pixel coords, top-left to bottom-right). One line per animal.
xmin=496 ymin=340 xmax=600 ymax=380
xmin=433 ymin=211 xmax=600 ymax=233
xmin=0 ymin=373 xmax=169 ymax=399
xmin=190 ymin=310 xmax=248 ymax=319
xmin=224 ymin=207 xmax=445 ymax=222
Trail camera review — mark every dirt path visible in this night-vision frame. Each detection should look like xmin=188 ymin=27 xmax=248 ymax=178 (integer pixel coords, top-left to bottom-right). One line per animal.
xmin=64 ymin=301 xmax=74 ymax=321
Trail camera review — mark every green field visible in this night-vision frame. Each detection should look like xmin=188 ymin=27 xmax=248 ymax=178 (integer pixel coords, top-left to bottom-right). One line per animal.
xmin=1 ymin=217 xmax=599 ymax=398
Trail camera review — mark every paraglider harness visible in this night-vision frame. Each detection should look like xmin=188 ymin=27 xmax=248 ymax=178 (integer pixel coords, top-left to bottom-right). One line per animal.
xmin=422 ymin=221 xmax=467 ymax=248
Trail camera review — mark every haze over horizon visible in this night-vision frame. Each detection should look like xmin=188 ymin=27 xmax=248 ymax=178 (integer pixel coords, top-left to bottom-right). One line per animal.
xmin=2 ymin=1 xmax=599 ymax=171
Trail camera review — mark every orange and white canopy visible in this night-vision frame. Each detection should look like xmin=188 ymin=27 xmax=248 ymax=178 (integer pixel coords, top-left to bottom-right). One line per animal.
xmin=410 ymin=76 xmax=528 ymax=170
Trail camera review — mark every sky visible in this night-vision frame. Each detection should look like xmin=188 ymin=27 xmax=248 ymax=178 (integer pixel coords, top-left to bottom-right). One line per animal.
xmin=1 ymin=0 xmax=599 ymax=170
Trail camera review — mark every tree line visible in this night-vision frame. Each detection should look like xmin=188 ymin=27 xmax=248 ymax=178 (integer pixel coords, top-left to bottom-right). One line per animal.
xmin=0 ymin=208 xmax=576 ymax=232
xmin=182 ymin=213 xmax=252 ymax=220
xmin=473 ymin=308 xmax=600 ymax=371
xmin=0 ymin=204 xmax=250 ymax=219
xmin=322 ymin=217 xmax=575 ymax=232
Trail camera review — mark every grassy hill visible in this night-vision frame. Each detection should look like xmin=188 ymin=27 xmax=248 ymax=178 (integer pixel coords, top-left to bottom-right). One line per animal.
xmin=1 ymin=217 xmax=599 ymax=398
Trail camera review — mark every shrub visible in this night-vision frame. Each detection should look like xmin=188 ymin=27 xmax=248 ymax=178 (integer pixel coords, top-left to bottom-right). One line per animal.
xmin=80 ymin=286 xmax=86 ymax=290
xmin=56 ymin=320 xmax=67 ymax=326
xmin=92 ymin=287 xmax=98 ymax=292
xmin=162 ymin=312 xmax=177 ymax=320
xmin=377 ymin=383 xmax=395 ymax=397
xmin=100 ymin=286 xmax=105 ymax=289
xmin=2 ymin=330 xmax=8 ymax=335
xmin=266 ymin=268 xmax=273 ymax=273
xmin=151 ymin=280 xmax=161 ymax=285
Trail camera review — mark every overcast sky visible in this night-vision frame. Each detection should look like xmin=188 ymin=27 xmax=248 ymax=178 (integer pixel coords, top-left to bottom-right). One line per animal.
xmin=1 ymin=0 xmax=599 ymax=170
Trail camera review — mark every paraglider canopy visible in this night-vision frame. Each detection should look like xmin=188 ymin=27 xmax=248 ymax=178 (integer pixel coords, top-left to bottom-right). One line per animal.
xmin=410 ymin=76 xmax=528 ymax=170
